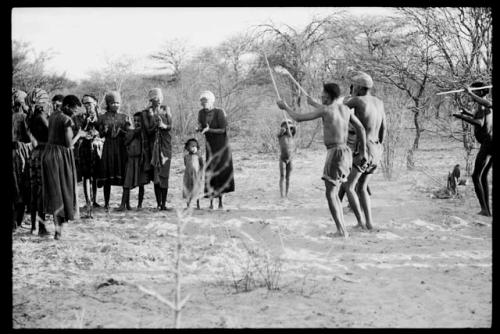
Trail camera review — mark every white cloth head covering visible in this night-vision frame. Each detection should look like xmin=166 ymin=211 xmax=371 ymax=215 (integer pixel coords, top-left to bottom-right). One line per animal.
xmin=351 ymin=71 xmax=373 ymax=89
xmin=199 ymin=90 xmax=215 ymax=107
xmin=148 ymin=88 xmax=164 ymax=103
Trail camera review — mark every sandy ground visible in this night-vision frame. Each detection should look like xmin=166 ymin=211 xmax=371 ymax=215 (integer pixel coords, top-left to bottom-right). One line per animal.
xmin=12 ymin=135 xmax=492 ymax=328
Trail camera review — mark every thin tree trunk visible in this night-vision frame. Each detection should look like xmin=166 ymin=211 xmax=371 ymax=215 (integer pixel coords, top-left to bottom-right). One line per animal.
xmin=413 ymin=109 xmax=421 ymax=150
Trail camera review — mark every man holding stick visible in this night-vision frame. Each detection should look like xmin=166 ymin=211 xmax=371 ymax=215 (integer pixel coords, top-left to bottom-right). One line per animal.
xmin=277 ymin=83 xmax=368 ymax=238
xmin=452 ymin=82 xmax=492 ymax=216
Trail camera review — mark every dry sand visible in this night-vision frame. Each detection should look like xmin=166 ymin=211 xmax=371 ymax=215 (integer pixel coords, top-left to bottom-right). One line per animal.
xmin=12 ymin=135 xmax=492 ymax=328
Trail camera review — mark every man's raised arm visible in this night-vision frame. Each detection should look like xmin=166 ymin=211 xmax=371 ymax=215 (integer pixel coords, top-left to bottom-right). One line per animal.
xmin=277 ymin=100 xmax=324 ymax=122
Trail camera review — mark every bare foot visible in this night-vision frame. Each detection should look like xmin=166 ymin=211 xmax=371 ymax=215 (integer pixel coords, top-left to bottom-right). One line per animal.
xmin=353 ymin=224 xmax=366 ymax=230
xmin=114 ymin=205 xmax=127 ymax=212
xmin=327 ymin=231 xmax=349 ymax=238
xmin=478 ymin=210 xmax=491 ymax=217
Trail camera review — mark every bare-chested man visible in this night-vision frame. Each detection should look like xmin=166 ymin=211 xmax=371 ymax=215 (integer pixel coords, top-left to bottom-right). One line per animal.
xmin=453 ymin=82 xmax=492 ymax=216
xmin=277 ymin=83 xmax=368 ymax=238
xmin=343 ymin=72 xmax=386 ymax=230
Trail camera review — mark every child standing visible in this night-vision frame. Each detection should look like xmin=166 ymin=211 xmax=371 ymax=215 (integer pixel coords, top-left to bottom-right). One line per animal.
xmin=183 ymin=138 xmax=204 ymax=209
xmin=278 ymin=119 xmax=296 ymax=198
xmin=117 ymin=112 xmax=150 ymax=210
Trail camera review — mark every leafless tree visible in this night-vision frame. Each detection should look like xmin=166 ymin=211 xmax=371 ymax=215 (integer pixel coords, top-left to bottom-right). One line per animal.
xmin=398 ymin=7 xmax=492 ymax=175
xmin=150 ymin=38 xmax=191 ymax=84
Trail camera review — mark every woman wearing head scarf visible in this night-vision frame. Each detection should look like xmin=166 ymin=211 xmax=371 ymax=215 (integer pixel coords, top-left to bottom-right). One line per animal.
xmin=41 ymin=95 xmax=83 ymax=239
xmin=25 ymin=88 xmax=50 ymax=235
xmin=96 ymin=91 xmax=129 ymax=211
xmin=197 ymin=90 xmax=235 ymax=209
xmin=12 ymin=89 xmax=32 ymax=229
xmin=140 ymin=88 xmax=172 ymax=210
xmin=73 ymin=94 xmax=103 ymax=210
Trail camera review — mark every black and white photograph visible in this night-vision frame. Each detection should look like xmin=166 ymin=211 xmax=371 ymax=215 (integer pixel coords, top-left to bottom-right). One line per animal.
xmin=10 ymin=6 xmax=492 ymax=328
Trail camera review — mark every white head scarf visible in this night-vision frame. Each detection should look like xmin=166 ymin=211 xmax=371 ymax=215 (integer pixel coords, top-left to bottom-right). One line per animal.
xmin=199 ymin=90 xmax=215 ymax=108
xmin=148 ymin=88 xmax=164 ymax=104
xmin=351 ymin=72 xmax=373 ymax=89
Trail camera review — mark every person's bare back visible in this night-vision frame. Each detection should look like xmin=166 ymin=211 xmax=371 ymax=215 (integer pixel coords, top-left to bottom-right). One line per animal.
xmin=346 ymin=95 xmax=385 ymax=143
xmin=321 ymin=101 xmax=353 ymax=148
xmin=277 ymin=82 xmax=368 ymax=238
xmin=346 ymin=93 xmax=385 ymax=175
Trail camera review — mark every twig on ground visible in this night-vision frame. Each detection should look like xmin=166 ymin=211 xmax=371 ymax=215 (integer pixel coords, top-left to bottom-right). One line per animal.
xmin=333 ymin=275 xmax=360 ymax=283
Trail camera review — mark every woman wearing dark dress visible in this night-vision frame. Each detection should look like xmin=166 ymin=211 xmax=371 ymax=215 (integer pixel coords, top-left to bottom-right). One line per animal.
xmin=73 ymin=94 xmax=103 ymax=208
xmin=141 ymin=88 xmax=173 ymax=210
xmin=117 ymin=112 xmax=150 ymax=210
xmin=197 ymin=90 xmax=235 ymax=209
xmin=26 ymin=88 xmax=50 ymax=235
xmin=41 ymin=95 xmax=83 ymax=239
xmin=12 ymin=89 xmax=32 ymax=230
xmin=97 ymin=91 xmax=129 ymax=211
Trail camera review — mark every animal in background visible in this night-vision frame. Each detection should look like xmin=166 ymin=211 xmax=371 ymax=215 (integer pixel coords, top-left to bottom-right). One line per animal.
xmin=447 ymin=164 xmax=461 ymax=196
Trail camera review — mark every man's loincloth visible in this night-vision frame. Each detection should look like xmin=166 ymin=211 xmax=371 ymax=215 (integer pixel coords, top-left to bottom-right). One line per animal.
xmin=353 ymin=139 xmax=383 ymax=174
xmin=321 ymin=143 xmax=352 ymax=186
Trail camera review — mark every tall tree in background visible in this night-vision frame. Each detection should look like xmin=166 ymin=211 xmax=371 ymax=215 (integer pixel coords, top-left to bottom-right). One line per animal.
xmin=150 ymin=38 xmax=190 ymax=84
xmin=399 ymin=7 xmax=492 ymax=175
xmin=255 ymin=13 xmax=344 ymax=107
xmin=341 ymin=15 xmax=436 ymax=169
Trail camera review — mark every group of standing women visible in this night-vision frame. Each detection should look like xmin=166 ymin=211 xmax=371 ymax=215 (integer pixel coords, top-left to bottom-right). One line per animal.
xmin=12 ymin=87 xmax=235 ymax=240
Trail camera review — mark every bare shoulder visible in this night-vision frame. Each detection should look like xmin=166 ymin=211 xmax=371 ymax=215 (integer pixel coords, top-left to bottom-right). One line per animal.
xmin=374 ymin=95 xmax=384 ymax=106
xmin=345 ymin=96 xmax=361 ymax=108
xmin=338 ymin=102 xmax=352 ymax=116
xmin=317 ymin=104 xmax=328 ymax=114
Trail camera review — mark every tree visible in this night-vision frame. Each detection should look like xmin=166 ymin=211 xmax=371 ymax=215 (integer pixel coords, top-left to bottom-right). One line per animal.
xmin=255 ymin=13 xmax=345 ymax=107
xmin=150 ymin=38 xmax=191 ymax=84
xmin=398 ymin=7 xmax=492 ymax=175
xmin=342 ymin=15 xmax=436 ymax=169
xmin=12 ymin=40 xmax=76 ymax=93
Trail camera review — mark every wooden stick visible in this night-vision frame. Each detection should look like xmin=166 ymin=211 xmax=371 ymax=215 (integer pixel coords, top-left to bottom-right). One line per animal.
xmin=263 ymin=52 xmax=292 ymax=134
xmin=436 ymin=85 xmax=492 ymax=96
xmin=263 ymin=52 xmax=281 ymax=100
xmin=274 ymin=66 xmax=310 ymax=97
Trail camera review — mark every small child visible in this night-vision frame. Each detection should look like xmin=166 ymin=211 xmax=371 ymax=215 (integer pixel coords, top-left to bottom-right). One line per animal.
xmin=183 ymin=138 xmax=204 ymax=209
xmin=117 ymin=112 xmax=149 ymax=211
xmin=278 ymin=119 xmax=296 ymax=198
